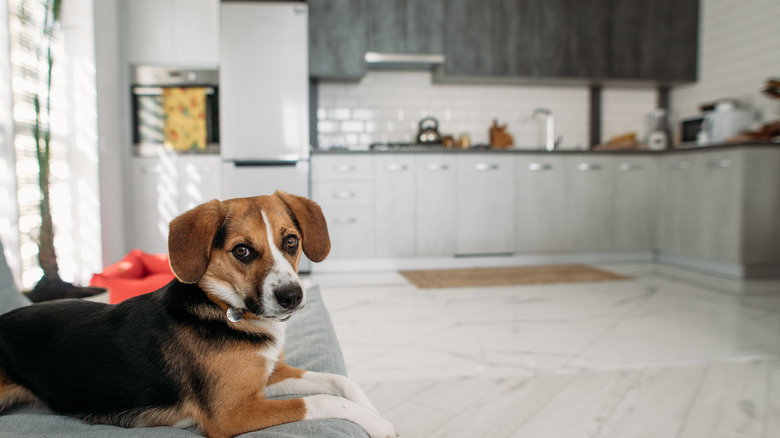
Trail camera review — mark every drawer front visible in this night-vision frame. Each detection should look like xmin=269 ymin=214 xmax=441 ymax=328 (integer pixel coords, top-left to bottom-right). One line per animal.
xmin=320 ymin=207 xmax=375 ymax=259
xmin=312 ymin=181 xmax=374 ymax=207
xmin=312 ymin=155 xmax=375 ymax=181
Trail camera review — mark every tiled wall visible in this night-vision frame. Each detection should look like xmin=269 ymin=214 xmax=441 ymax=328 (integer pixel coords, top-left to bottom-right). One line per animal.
xmin=671 ymin=0 xmax=780 ymax=124
xmin=317 ymin=71 xmax=658 ymax=151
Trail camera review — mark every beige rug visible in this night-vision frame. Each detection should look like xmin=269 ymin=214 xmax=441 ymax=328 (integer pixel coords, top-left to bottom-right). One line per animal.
xmin=400 ymin=264 xmax=630 ymax=289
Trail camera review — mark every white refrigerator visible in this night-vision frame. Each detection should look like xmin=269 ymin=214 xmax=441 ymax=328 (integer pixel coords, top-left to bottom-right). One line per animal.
xmin=220 ymin=1 xmax=311 ymax=269
xmin=220 ymin=1 xmax=310 ymax=197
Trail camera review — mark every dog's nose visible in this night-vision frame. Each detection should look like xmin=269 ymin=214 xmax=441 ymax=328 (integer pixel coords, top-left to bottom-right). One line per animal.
xmin=274 ymin=284 xmax=303 ymax=310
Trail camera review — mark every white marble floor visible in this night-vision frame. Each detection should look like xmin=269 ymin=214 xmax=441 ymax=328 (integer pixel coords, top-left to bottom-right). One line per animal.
xmin=309 ymin=263 xmax=780 ymax=438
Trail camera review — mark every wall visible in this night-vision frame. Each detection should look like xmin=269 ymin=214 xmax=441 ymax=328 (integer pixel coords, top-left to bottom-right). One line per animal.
xmin=671 ymin=0 xmax=780 ymax=124
xmin=317 ymin=71 xmax=659 ymax=151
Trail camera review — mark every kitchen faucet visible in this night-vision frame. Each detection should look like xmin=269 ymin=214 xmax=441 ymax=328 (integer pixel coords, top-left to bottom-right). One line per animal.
xmin=533 ymin=108 xmax=562 ymax=151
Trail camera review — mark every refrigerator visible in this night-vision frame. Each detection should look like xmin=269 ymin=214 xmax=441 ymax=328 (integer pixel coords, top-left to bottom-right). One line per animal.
xmin=220 ymin=1 xmax=311 ymax=268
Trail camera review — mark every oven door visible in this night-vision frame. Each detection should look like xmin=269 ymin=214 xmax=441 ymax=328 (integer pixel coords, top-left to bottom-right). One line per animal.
xmin=679 ymin=115 xmax=705 ymax=147
xmin=131 ymin=86 xmax=220 ymax=156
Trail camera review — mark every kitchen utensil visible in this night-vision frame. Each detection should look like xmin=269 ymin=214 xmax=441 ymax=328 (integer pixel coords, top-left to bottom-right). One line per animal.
xmin=417 ymin=116 xmax=442 ymax=144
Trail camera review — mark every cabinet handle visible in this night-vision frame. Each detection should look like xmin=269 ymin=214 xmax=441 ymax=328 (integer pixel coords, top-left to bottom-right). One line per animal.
xmin=475 ymin=163 xmax=499 ymax=171
xmin=426 ymin=163 xmax=450 ymax=171
xmin=671 ymin=161 xmax=690 ymax=171
xmin=528 ymin=162 xmax=553 ymax=171
xmin=332 ymin=218 xmax=357 ymax=225
xmin=333 ymin=191 xmax=356 ymax=199
xmin=334 ymin=164 xmax=356 ymax=173
xmin=385 ymin=164 xmax=408 ymax=172
xmin=707 ymin=159 xmax=732 ymax=169
xmin=141 ymin=165 xmax=162 ymax=174
xmin=577 ymin=163 xmax=602 ymax=171
xmin=619 ymin=163 xmax=644 ymax=171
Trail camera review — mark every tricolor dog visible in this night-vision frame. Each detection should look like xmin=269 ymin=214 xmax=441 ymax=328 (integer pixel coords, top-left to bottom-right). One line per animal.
xmin=0 ymin=192 xmax=397 ymax=438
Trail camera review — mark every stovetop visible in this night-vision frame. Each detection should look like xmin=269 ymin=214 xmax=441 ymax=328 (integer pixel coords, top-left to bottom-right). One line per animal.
xmin=369 ymin=142 xmax=446 ymax=151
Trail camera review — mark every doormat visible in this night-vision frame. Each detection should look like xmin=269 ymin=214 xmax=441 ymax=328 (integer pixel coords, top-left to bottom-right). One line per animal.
xmin=399 ymin=265 xmax=630 ymax=289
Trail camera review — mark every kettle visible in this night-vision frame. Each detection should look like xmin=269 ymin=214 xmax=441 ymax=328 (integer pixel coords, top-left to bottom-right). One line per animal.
xmin=417 ymin=116 xmax=441 ymax=144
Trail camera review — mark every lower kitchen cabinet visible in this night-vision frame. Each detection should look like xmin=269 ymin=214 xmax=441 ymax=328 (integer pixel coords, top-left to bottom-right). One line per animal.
xmin=612 ymin=156 xmax=656 ymax=251
xmin=515 ymin=155 xmax=566 ymax=252
xmin=697 ymin=150 xmax=742 ymax=262
xmin=375 ymin=155 xmax=416 ymax=257
xmin=416 ymin=155 xmax=457 ymax=256
xmin=456 ymin=155 xmax=515 ymax=255
xmin=656 ymin=154 xmax=700 ymax=257
xmin=130 ymin=155 xmax=222 ymax=254
xmin=564 ymin=155 xmax=614 ymax=252
xmin=319 ymin=206 xmax=374 ymax=259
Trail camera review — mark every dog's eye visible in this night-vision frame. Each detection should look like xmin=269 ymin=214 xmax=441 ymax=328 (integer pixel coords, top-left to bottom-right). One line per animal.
xmin=284 ymin=235 xmax=299 ymax=253
xmin=232 ymin=245 xmax=251 ymax=259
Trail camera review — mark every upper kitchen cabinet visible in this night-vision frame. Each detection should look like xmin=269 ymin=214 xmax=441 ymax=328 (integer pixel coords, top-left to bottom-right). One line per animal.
xmin=444 ymin=0 xmax=493 ymax=76
xmin=122 ymin=0 xmax=219 ymax=66
xmin=309 ymin=0 xmax=366 ymax=80
xmin=365 ymin=0 xmax=444 ymax=54
xmin=609 ymin=0 xmax=699 ymax=82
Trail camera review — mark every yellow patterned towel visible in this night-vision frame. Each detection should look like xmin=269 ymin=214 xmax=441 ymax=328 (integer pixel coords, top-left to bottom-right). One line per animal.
xmin=162 ymin=87 xmax=207 ymax=151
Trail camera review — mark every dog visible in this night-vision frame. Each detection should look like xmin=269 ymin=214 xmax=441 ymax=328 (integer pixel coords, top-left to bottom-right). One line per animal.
xmin=0 ymin=192 xmax=397 ymax=438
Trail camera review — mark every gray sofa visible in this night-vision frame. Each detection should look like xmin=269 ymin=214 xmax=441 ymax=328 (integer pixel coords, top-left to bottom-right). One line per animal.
xmin=0 ymin=240 xmax=366 ymax=437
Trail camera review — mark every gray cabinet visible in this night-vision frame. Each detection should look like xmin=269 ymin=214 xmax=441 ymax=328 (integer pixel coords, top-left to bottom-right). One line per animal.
xmin=416 ymin=155 xmax=457 ymax=256
xmin=515 ymin=156 xmax=567 ymax=252
xmin=698 ymin=151 xmax=742 ymax=262
xmin=444 ymin=0 xmax=493 ymax=76
xmin=612 ymin=157 xmax=656 ymax=251
xmin=456 ymin=155 xmax=515 ymax=255
xmin=656 ymin=155 xmax=699 ymax=257
xmin=366 ymin=0 xmax=443 ymax=54
xmin=564 ymin=155 xmax=614 ymax=252
xmin=375 ymin=155 xmax=417 ymax=257
xmin=309 ymin=0 xmax=366 ymax=80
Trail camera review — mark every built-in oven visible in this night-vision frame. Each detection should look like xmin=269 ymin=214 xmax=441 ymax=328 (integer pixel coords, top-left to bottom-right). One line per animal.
xmin=131 ymin=66 xmax=220 ymax=156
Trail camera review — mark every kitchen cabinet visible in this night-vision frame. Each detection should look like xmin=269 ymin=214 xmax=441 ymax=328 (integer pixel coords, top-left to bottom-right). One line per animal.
xmin=656 ymin=154 xmax=700 ymax=257
xmin=122 ymin=0 xmax=219 ymax=66
xmin=456 ymin=155 xmax=515 ymax=255
xmin=311 ymin=155 xmax=375 ymax=259
xmin=697 ymin=150 xmax=742 ymax=262
xmin=443 ymin=0 xmax=492 ymax=77
xmin=514 ymin=155 xmax=567 ymax=252
xmin=130 ymin=155 xmax=222 ymax=255
xmin=742 ymin=149 xmax=780 ymax=268
xmin=416 ymin=155 xmax=457 ymax=256
xmin=612 ymin=156 xmax=657 ymax=251
xmin=365 ymin=0 xmax=444 ymax=55
xmin=564 ymin=155 xmax=614 ymax=252
xmin=492 ymin=0 xmax=608 ymax=78
xmin=309 ymin=0 xmax=366 ymax=80
xmin=609 ymin=0 xmax=698 ymax=82
xmin=375 ymin=155 xmax=417 ymax=257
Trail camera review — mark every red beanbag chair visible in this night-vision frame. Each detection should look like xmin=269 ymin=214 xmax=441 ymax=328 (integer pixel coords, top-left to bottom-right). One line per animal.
xmin=90 ymin=249 xmax=175 ymax=304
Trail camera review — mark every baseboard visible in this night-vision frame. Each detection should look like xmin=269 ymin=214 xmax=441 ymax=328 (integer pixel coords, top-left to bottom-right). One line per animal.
xmin=310 ymin=251 xmax=655 ymax=273
xmin=655 ymin=253 xmax=780 ymax=279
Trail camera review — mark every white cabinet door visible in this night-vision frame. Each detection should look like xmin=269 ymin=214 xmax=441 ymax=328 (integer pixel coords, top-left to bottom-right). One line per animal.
xmin=456 ymin=155 xmax=515 ymax=255
xmin=416 ymin=155 xmax=457 ymax=256
xmin=612 ymin=156 xmax=657 ymax=251
xmin=131 ymin=157 xmax=179 ymax=254
xmin=179 ymin=155 xmax=222 ymax=210
xmin=564 ymin=155 xmax=614 ymax=251
xmin=175 ymin=0 xmax=220 ymax=66
xmin=123 ymin=0 xmax=219 ymax=65
xmin=375 ymin=155 xmax=416 ymax=257
xmin=515 ymin=156 xmax=566 ymax=253
xmin=698 ymin=150 xmax=742 ymax=262
xmin=657 ymin=154 xmax=700 ymax=256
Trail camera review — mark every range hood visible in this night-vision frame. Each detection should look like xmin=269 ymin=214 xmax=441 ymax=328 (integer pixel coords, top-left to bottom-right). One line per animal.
xmin=365 ymin=52 xmax=445 ymax=70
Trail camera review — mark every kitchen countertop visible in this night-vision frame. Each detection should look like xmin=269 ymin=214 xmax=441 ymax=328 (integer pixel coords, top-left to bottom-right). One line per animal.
xmin=311 ymin=142 xmax=780 ymax=155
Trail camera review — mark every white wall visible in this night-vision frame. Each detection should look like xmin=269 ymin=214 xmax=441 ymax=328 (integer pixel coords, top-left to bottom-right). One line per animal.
xmin=671 ymin=0 xmax=780 ymax=123
xmin=317 ymin=71 xmax=659 ymax=150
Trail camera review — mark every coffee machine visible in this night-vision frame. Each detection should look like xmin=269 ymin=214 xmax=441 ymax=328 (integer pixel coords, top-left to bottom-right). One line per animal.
xmin=647 ymin=109 xmax=670 ymax=150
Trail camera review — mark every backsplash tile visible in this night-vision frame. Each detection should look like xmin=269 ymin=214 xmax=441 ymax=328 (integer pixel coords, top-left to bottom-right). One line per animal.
xmin=317 ymin=71 xmax=658 ymax=151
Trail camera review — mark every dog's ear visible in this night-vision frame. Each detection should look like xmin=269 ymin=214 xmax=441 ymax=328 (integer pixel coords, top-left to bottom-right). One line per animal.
xmin=274 ymin=191 xmax=331 ymax=262
xmin=168 ymin=199 xmax=226 ymax=283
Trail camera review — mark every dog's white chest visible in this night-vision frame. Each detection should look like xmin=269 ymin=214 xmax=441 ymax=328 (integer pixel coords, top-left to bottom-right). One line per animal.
xmin=250 ymin=319 xmax=286 ymax=377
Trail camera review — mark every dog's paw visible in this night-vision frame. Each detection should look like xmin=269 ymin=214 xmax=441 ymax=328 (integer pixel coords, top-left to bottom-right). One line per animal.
xmin=362 ymin=413 xmax=398 ymax=438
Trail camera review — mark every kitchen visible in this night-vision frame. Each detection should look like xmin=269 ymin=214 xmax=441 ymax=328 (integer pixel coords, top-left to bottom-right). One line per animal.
xmin=1 ymin=0 xmax=780 ymax=436
xmin=111 ymin=0 xmax=780 ymax=280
